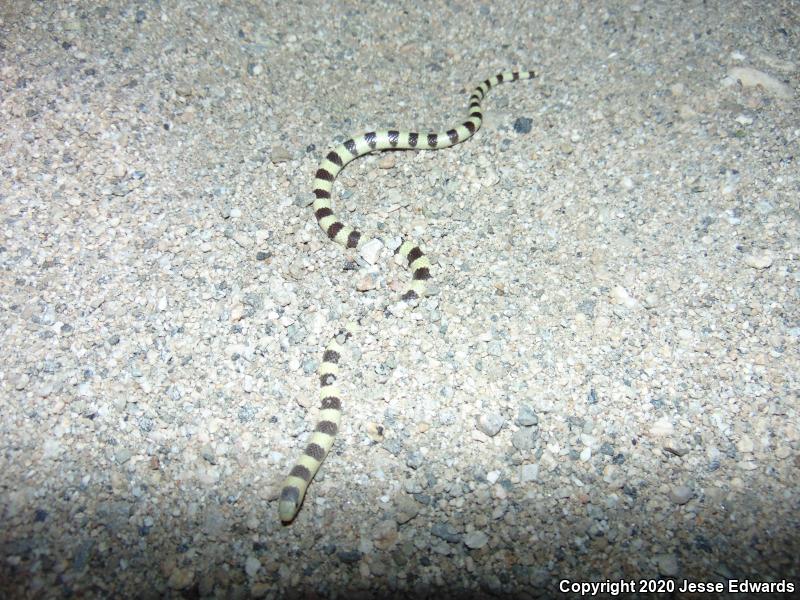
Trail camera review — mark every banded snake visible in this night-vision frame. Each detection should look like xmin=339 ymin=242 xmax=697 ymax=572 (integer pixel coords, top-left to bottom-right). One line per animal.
xmin=279 ymin=70 xmax=537 ymax=522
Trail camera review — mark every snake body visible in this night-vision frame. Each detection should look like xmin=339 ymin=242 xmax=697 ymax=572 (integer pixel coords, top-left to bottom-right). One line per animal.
xmin=279 ymin=70 xmax=536 ymax=523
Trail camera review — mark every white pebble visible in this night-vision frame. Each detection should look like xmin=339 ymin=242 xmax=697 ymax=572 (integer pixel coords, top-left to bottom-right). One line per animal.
xmin=476 ymin=413 xmax=504 ymax=437
xmin=642 ymin=292 xmax=659 ymax=309
xmin=463 ymin=531 xmax=489 ymax=549
xmin=355 ymin=273 xmax=377 ymax=292
xmin=744 ymin=251 xmax=773 ymax=269
xmin=736 ymin=436 xmax=754 ymax=453
xmin=650 ymin=417 xmax=674 ymax=437
xmin=359 ymin=238 xmax=383 ymax=265
xmin=244 ymin=556 xmax=261 ymax=577
xmin=233 ymin=232 xmax=253 ymax=248
xmin=13 ymin=373 xmax=29 ymax=390
xmin=42 ymin=439 xmax=63 ymax=459
xmin=610 ymin=286 xmax=636 ymax=308
xmin=519 ymin=463 xmax=539 ymax=482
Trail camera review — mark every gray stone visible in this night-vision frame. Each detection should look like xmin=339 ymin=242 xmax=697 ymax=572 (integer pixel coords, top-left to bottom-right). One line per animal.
xmin=516 ymin=404 xmax=538 ymax=427
xmin=511 ymin=427 xmax=538 ymax=451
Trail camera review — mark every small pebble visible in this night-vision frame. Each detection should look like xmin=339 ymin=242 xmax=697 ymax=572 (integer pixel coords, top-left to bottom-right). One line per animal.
xmin=270 ymin=146 xmax=292 ymax=163
xmin=463 ymin=531 xmax=489 ymax=549
xmin=516 ymin=404 xmax=538 ymax=427
xmin=356 ymin=273 xmax=378 ymax=292
xmin=359 ymin=238 xmax=383 ymax=265
xmin=736 ymin=436 xmax=755 ymax=453
xmin=371 ymin=520 xmax=399 ymax=550
xmin=337 ymin=550 xmax=362 ymax=564
xmin=244 ymin=556 xmax=261 ymax=577
xmin=13 ymin=373 xmax=29 ymax=390
xmin=115 ymin=449 xmax=132 ymax=465
xmin=610 ymin=286 xmax=636 ymax=308
xmin=431 ymin=523 xmax=461 ymax=543
xmin=520 ymin=463 xmax=539 ymax=482
xmin=394 ymin=494 xmax=421 ymax=524
xmin=476 ymin=413 xmax=504 ymax=436
xmin=744 ymin=251 xmax=773 ymax=269
xmin=511 ymin=427 xmax=538 ymax=451
xmin=650 ymin=418 xmax=674 ymax=437
xmin=232 ymin=232 xmax=253 ymax=248
xmin=670 ymin=485 xmax=692 ymax=504
xmin=513 ymin=117 xmax=532 ymax=134
xmin=378 ymin=155 xmax=396 ymax=169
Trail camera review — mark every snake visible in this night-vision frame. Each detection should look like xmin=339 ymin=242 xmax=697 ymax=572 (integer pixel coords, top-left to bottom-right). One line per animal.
xmin=279 ymin=70 xmax=536 ymax=523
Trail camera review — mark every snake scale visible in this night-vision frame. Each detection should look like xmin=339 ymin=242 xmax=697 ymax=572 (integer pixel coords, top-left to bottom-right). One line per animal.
xmin=279 ymin=70 xmax=536 ymax=523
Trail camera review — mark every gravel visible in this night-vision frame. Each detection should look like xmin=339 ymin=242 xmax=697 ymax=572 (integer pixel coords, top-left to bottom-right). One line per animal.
xmin=1 ymin=1 xmax=798 ymax=598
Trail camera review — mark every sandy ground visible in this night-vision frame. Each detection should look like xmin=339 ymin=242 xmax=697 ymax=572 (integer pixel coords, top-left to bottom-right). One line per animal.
xmin=1 ymin=1 xmax=798 ymax=598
